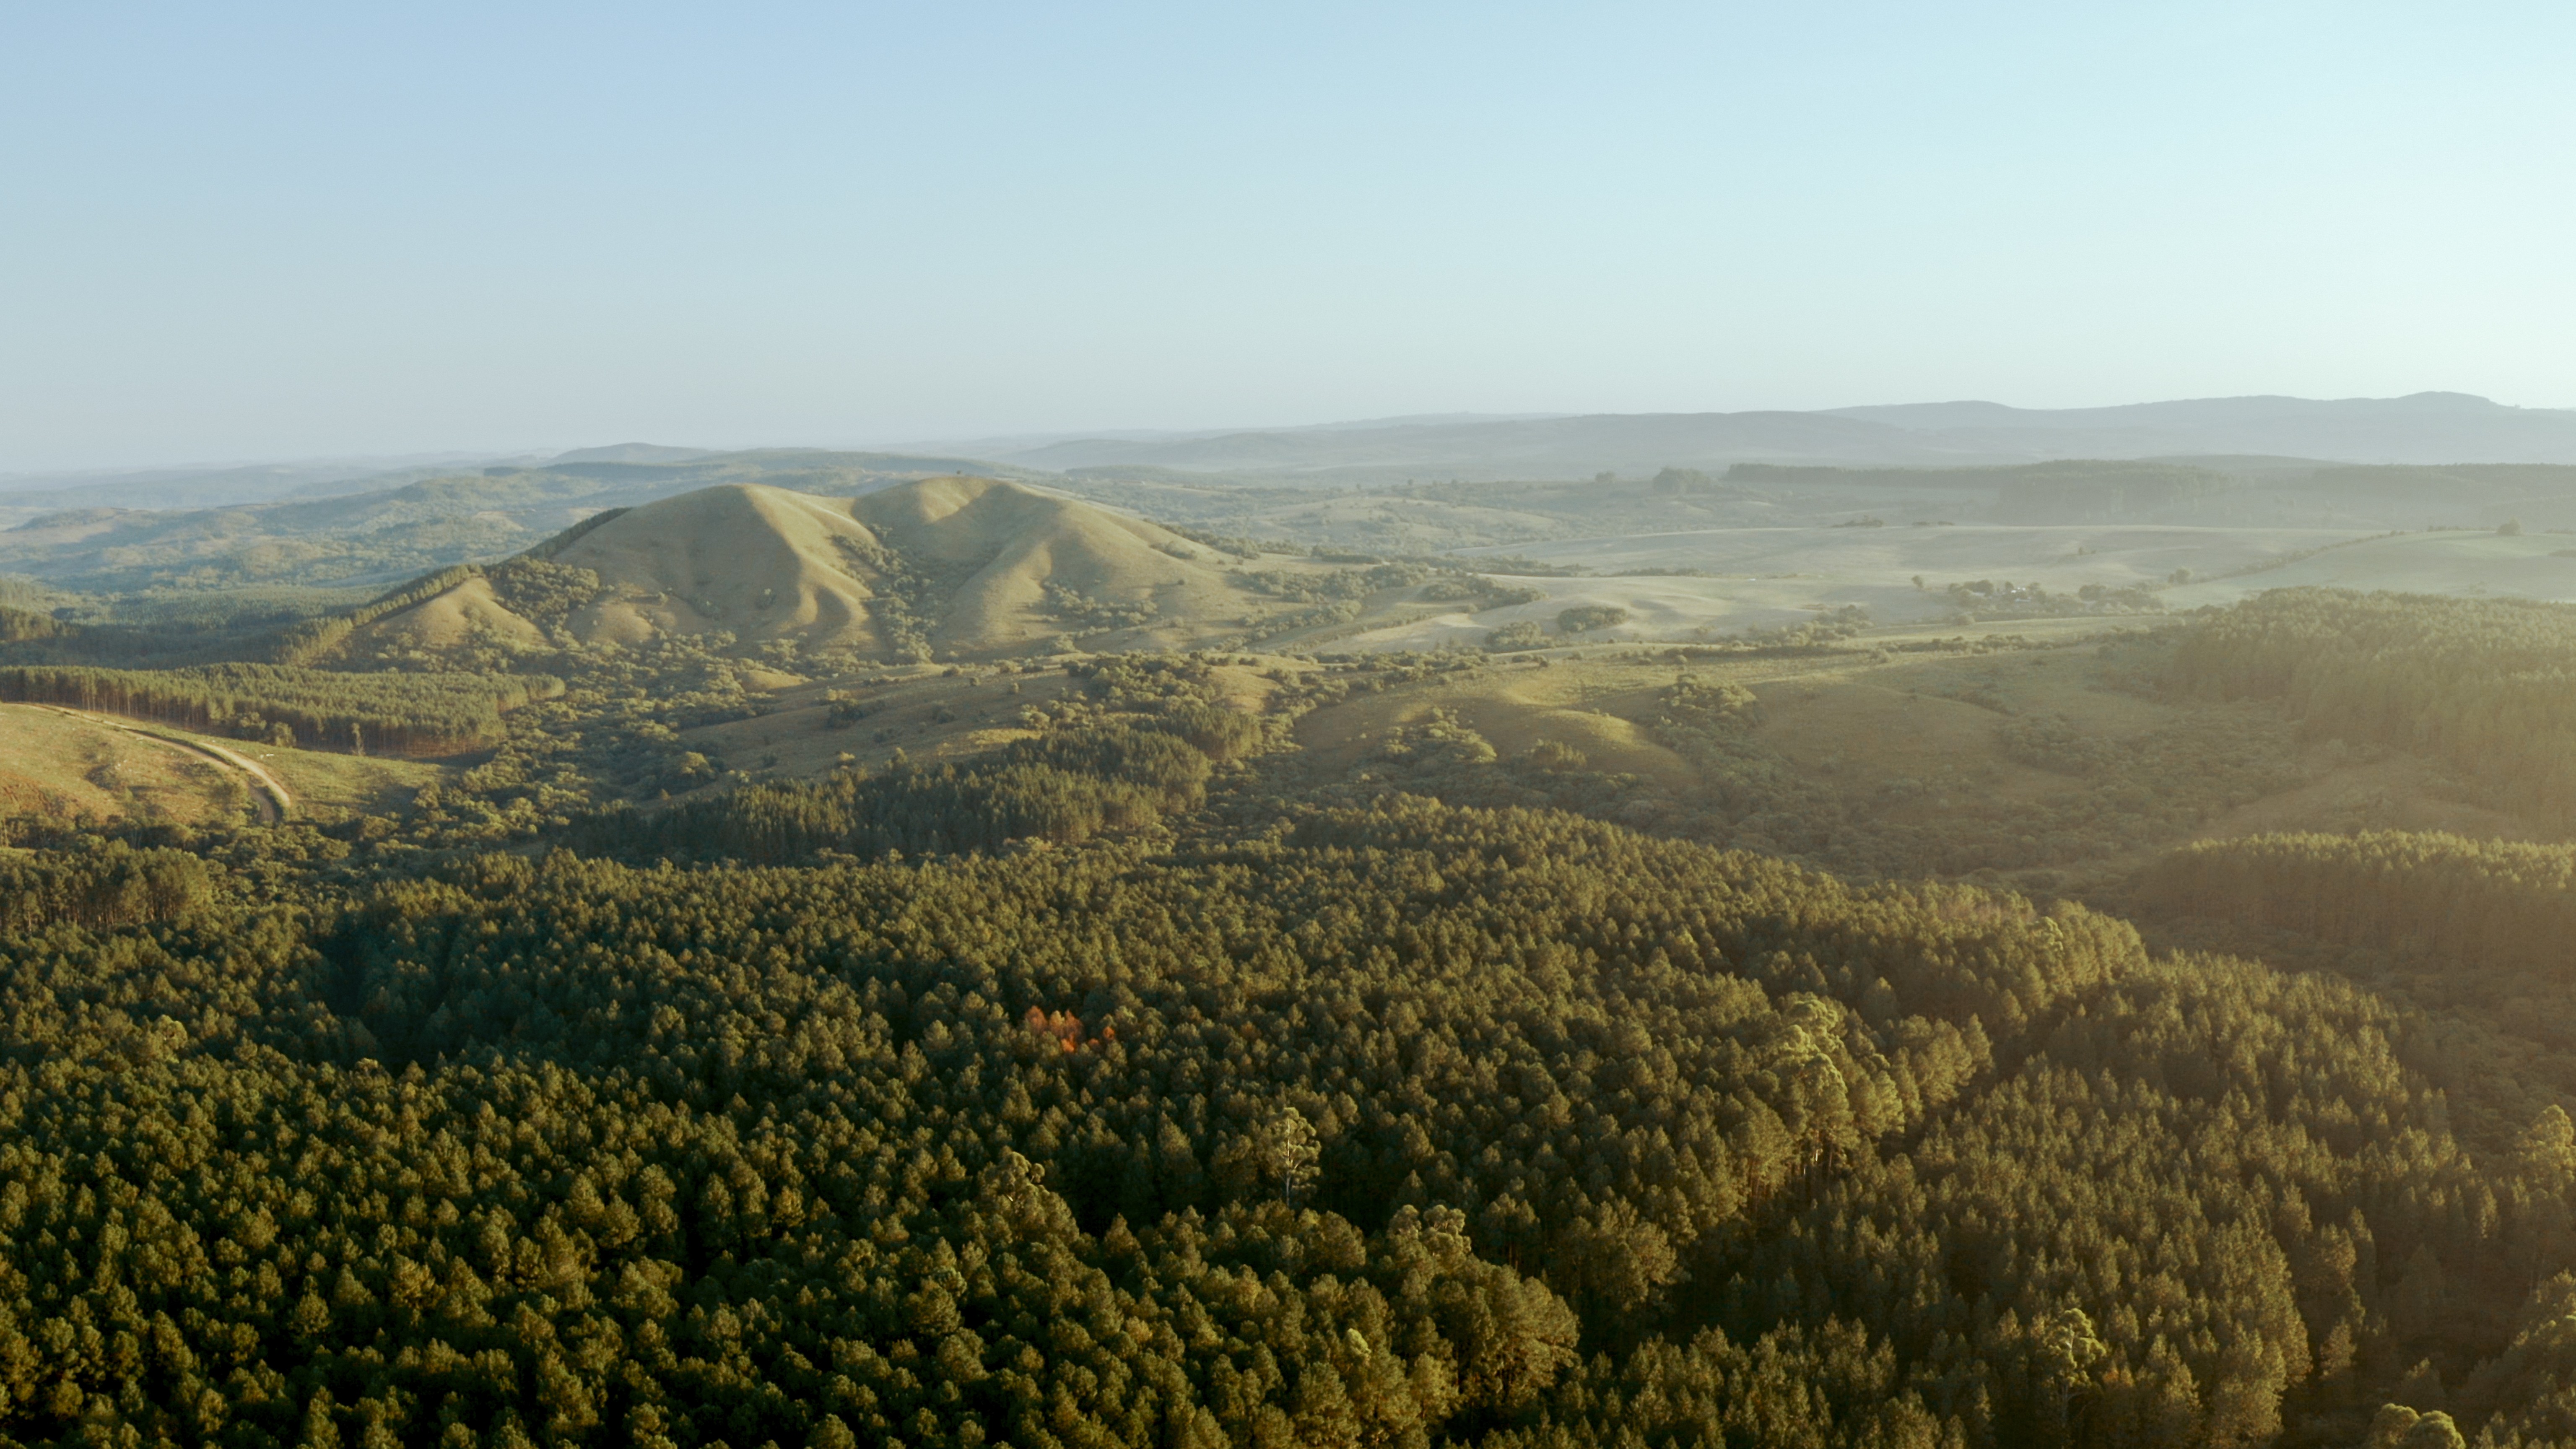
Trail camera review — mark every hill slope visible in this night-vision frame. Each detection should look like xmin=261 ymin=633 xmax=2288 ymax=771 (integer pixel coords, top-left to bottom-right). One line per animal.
xmin=335 ymin=477 xmax=1271 ymax=664
xmin=847 ymin=474 xmax=1244 ymax=655
xmin=553 ymin=483 xmax=895 ymax=651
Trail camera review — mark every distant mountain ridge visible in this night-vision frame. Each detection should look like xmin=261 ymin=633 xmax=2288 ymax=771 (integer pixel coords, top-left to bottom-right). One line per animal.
xmin=988 ymin=392 xmax=2576 ymax=480
xmin=14 ymin=393 xmax=2576 ymax=531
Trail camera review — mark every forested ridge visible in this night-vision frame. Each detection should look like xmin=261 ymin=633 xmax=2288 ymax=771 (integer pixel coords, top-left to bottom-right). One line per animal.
xmin=2142 ymin=831 xmax=2576 ymax=979
xmin=2171 ymin=588 xmax=2576 ymax=823
xmin=10 ymin=585 xmax=2576 ymax=1446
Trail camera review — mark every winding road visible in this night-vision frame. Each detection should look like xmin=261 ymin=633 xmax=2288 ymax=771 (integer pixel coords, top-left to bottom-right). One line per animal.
xmin=42 ymin=707 xmax=296 ymax=823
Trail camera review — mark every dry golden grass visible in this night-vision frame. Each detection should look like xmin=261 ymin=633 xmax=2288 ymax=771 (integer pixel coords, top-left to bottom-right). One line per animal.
xmin=0 ymin=704 xmax=437 ymax=824
xmin=1293 ymin=662 xmax=1698 ymax=789
xmin=850 ymin=476 xmax=1254 ymax=657
xmin=1289 ymin=634 xmax=2555 ymax=867
xmin=673 ymin=655 xmax=1305 ymax=789
xmin=344 ymin=574 xmax=543 ymax=653
xmin=679 ymin=666 xmax=1075 ymax=782
xmin=351 ymin=477 xmax=1306 ymax=663
xmin=0 ymin=704 xmax=249 ymax=823
xmin=558 ymin=483 xmax=891 ymax=652
xmin=239 ymin=743 xmax=442 ymax=820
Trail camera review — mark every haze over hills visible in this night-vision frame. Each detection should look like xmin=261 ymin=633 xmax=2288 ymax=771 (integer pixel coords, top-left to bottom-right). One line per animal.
xmin=0 ymin=454 xmax=549 ymax=512
xmin=990 ymin=391 xmax=2576 ymax=480
xmin=18 ymin=392 xmax=2576 ymax=647
xmin=0 ymin=449 xmax=1047 ymax=593
xmin=1822 ymin=391 xmax=2576 ymax=465
xmin=16 ymin=393 xmax=2576 ymax=518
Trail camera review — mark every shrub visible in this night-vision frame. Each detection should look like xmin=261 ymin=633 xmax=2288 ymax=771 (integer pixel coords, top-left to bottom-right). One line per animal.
xmin=1557 ymin=605 xmax=1630 ymax=634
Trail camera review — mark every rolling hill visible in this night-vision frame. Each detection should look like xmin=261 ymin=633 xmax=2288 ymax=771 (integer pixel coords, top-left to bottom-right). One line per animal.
xmin=335 ymin=476 xmax=1280 ymax=663
xmin=0 ymin=448 xmax=1034 ymax=592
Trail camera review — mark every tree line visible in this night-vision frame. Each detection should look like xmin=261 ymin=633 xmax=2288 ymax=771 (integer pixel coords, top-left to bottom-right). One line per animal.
xmin=2170 ymin=587 xmax=2576 ymax=823
xmin=0 ymin=663 xmax=562 ymax=755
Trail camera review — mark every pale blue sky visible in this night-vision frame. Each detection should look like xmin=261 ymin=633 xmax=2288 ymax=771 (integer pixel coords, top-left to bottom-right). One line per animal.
xmin=5 ymin=3 xmax=2571 ymax=469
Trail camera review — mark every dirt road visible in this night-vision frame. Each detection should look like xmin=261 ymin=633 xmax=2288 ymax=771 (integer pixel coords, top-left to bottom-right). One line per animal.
xmin=42 ymin=708 xmax=295 ymax=823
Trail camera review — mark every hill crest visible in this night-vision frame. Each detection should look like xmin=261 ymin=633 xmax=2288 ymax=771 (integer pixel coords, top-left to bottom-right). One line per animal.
xmin=332 ymin=477 xmax=1261 ymax=665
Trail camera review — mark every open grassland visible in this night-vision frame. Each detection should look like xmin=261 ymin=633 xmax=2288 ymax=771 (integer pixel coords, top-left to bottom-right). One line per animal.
xmin=1340 ymin=525 xmax=2349 ymax=649
xmin=0 ymin=704 xmax=254 ymax=824
xmin=2163 ymin=526 xmax=2576 ymax=605
xmin=240 ymin=738 xmax=443 ymax=819
xmin=0 ymin=702 xmax=441 ymax=824
xmin=678 ymin=662 xmax=1082 ymax=780
xmin=1290 ymin=657 xmax=1699 ymax=787
xmin=1321 ymin=524 xmax=2576 ymax=652
xmin=1335 ymin=572 xmax=1888 ymax=651
xmin=675 ymin=655 xmax=1295 ymax=785
xmin=1288 ymin=628 xmax=2536 ymax=890
xmin=1462 ymin=522 xmax=2358 ymax=587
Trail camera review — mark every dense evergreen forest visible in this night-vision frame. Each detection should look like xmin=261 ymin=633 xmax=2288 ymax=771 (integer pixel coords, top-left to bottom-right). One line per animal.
xmin=10 ymin=585 xmax=2576 ymax=1447
xmin=2172 ymin=589 xmax=2576 ymax=823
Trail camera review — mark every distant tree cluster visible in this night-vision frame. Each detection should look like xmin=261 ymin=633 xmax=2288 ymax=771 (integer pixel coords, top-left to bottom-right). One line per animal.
xmin=1942 ymin=579 xmax=2163 ymax=621
xmin=1554 ymin=605 xmax=1628 ymax=634
xmin=1417 ymin=578 xmax=1546 ymax=611
xmin=0 ymin=606 xmax=78 ymax=645
xmin=481 ymin=560 xmax=604 ymax=630
xmin=1036 ymin=582 xmax=1157 ymax=637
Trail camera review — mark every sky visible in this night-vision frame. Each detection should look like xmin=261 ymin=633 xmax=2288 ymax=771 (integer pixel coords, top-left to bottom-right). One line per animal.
xmin=4 ymin=2 xmax=2573 ymax=471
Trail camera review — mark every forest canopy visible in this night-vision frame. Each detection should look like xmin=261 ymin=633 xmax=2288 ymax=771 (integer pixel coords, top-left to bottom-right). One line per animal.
xmin=7 ymin=801 xmax=2507 ymax=1449
xmin=7 ymin=581 xmax=2576 ymax=1448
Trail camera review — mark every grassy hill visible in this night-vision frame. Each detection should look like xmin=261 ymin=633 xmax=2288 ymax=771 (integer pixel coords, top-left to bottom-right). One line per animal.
xmin=334 ymin=476 xmax=1266 ymax=662
xmin=1279 ymin=618 xmax=2538 ymax=891
xmin=325 ymin=477 xmax=1520 ymax=667
xmin=0 ymin=449 xmax=1036 ymax=594
xmin=847 ymin=475 xmax=1246 ymax=656
xmin=543 ymin=483 xmax=901 ymax=653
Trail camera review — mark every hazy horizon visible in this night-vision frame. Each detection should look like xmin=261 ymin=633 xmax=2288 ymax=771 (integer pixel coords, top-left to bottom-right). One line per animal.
xmin=9 ymin=4 xmax=2575 ymax=471
xmin=16 ymin=389 xmax=2576 ymax=483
